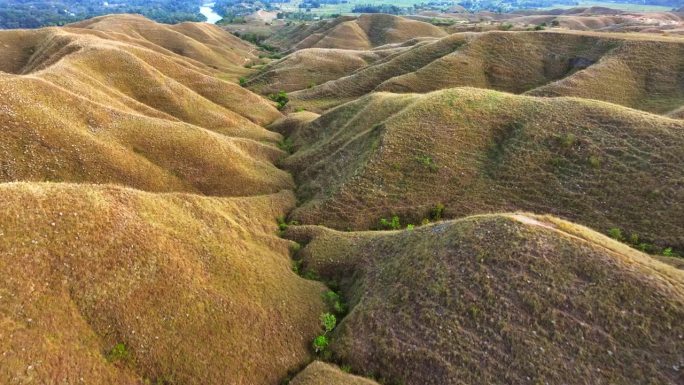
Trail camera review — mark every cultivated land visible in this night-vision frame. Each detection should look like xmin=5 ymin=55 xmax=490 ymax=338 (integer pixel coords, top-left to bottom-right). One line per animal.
xmin=1 ymin=12 xmax=684 ymax=385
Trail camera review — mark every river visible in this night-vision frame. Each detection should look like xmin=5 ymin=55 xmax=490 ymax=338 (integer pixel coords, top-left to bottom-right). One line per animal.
xmin=199 ymin=2 xmax=222 ymax=24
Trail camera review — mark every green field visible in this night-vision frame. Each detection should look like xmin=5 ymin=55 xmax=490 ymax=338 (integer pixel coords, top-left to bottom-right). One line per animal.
xmin=273 ymin=0 xmax=675 ymax=16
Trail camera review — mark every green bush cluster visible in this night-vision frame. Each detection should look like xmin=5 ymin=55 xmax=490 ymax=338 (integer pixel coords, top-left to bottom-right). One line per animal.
xmin=607 ymin=227 xmax=680 ymax=257
xmin=379 ymin=216 xmax=401 ymax=230
xmin=269 ymin=91 xmax=289 ymax=110
xmin=312 ymin=312 xmax=337 ymax=354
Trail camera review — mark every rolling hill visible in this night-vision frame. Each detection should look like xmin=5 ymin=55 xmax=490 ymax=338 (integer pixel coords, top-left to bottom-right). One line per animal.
xmin=285 ymin=213 xmax=684 ymax=385
xmin=274 ymin=88 xmax=684 ymax=250
xmin=0 ymin=183 xmax=326 ymax=385
xmin=260 ymin=30 xmax=684 ymax=115
xmin=1 ymin=11 xmax=683 ymax=385
xmin=0 ymin=15 xmax=292 ymax=196
xmin=264 ymin=14 xmax=447 ymax=51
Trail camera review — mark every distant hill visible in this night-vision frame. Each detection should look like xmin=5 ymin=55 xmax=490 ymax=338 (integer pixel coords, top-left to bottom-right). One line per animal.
xmin=265 ymin=14 xmax=447 ymax=51
xmin=286 ymin=213 xmax=684 ymax=385
xmin=267 ymin=30 xmax=684 ymax=115
xmin=273 ymin=88 xmax=684 ymax=250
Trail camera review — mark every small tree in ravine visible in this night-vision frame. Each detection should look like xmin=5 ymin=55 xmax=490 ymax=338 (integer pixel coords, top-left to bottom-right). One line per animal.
xmin=313 ymin=312 xmax=336 ymax=354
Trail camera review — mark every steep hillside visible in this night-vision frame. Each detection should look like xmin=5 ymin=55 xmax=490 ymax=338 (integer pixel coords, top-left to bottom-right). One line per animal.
xmin=0 ymin=183 xmax=326 ymax=385
xmin=68 ymin=14 xmax=257 ymax=77
xmin=281 ymin=31 xmax=684 ymax=115
xmin=0 ymin=16 xmax=291 ymax=196
xmin=274 ymin=88 xmax=684 ymax=250
xmin=246 ymin=47 xmax=405 ymax=94
xmin=286 ymin=214 xmax=684 ymax=385
xmin=265 ymin=14 xmax=446 ymax=51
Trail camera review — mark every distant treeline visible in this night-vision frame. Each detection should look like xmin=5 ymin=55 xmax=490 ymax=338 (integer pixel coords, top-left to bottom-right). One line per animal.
xmin=351 ymin=4 xmax=408 ymax=14
xmin=0 ymin=0 xmax=206 ymax=29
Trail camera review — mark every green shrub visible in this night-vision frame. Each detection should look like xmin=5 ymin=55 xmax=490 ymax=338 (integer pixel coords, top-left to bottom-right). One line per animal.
xmin=323 ymin=291 xmax=347 ymax=314
xmin=416 ymin=155 xmax=438 ymax=171
xmin=321 ymin=312 xmax=336 ymax=333
xmin=588 ymin=155 xmax=601 ymax=169
xmin=302 ymin=270 xmax=320 ymax=280
xmin=430 ymin=203 xmax=445 ymax=220
xmin=238 ymin=77 xmax=247 ymax=87
xmin=278 ymin=137 xmax=295 ymax=154
xmin=277 ymin=216 xmax=288 ymax=232
xmin=379 ymin=216 xmax=401 ymax=230
xmin=340 ymin=364 xmax=352 ymax=373
xmin=312 ymin=335 xmax=329 ymax=353
xmin=107 ymin=343 xmax=129 ymax=362
xmin=406 ymin=224 xmax=415 ymax=231
xmin=292 ymin=260 xmax=302 ymax=274
xmin=607 ymin=227 xmax=624 ymax=242
xmin=558 ymin=133 xmax=576 ymax=149
xmin=499 ymin=23 xmax=513 ymax=31
xmin=269 ymin=91 xmax=289 ymax=110
xmin=663 ymin=248 xmax=674 ymax=257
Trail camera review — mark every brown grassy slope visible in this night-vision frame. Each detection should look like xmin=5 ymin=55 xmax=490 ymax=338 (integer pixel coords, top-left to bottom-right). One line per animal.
xmin=526 ymin=32 xmax=684 ymax=114
xmin=275 ymin=88 xmax=684 ymax=249
xmin=269 ymin=111 xmax=321 ymax=137
xmin=0 ymin=19 xmax=292 ymax=196
xmin=285 ymin=214 xmax=684 ymax=385
xmin=0 ymin=183 xmax=326 ymax=385
xmin=0 ymin=73 xmax=292 ymax=196
xmin=265 ymin=14 xmax=446 ymax=52
xmin=287 ymin=34 xmax=464 ymax=111
xmin=246 ymin=47 xmax=404 ymax=94
xmin=68 ymin=14 xmax=257 ymax=78
xmin=290 ymin=362 xmax=380 ymax=385
xmin=288 ymin=31 xmax=684 ymax=115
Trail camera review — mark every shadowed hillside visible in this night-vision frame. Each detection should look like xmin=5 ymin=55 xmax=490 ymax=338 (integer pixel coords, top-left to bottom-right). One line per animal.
xmin=0 ymin=16 xmax=292 ymax=196
xmin=246 ymin=47 xmax=406 ymax=94
xmin=274 ymin=88 xmax=684 ymax=250
xmin=286 ymin=214 xmax=684 ymax=385
xmin=0 ymin=183 xmax=326 ymax=385
xmin=264 ymin=14 xmax=446 ymax=52
xmin=272 ymin=31 xmax=684 ymax=115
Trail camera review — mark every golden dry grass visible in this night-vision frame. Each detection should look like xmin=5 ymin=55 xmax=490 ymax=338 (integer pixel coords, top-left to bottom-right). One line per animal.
xmin=0 ymin=16 xmax=291 ymax=196
xmin=284 ymin=30 xmax=684 ymax=115
xmin=246 ymin=47 xmax=403 ymax=94
xmin=265 ymin=14 xmax=446 ymax=52
xmin=281 ymin=88 xmax=684 ymax=250
xmin=0 ymin=183 xmax=327 ymax=385
xmin=290 ymin=362 xmax=380 ymax=385
xmin=285 ymin=213 xmax=684 ymax=385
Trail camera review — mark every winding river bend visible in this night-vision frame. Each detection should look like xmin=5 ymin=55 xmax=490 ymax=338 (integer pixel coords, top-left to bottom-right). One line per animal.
xmin=200 ymin=2 xmax=222 ymax=24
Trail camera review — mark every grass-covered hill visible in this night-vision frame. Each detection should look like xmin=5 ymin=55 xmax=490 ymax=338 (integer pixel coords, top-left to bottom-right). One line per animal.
xmin=1 ymin=12 xmax=683 ymax=385
xmin=285 ymin=214 xmax=684 ymax=385
xmin=0 ymin=15 xmax=292 ymax=196
xmin=245 ymin=47 xmax=406 ymax=95
xmin=0 ymin=183 xmax=326 ymax=385
xmin=264 ymin=14 xmax=447 ymax=52
xmin=273 ymin=88 xmax=684 ymax=250
xmin=263 ymin=30 xmax=684 ymax=115
xmin=290 ymin=361 xmax=380 ymax=385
